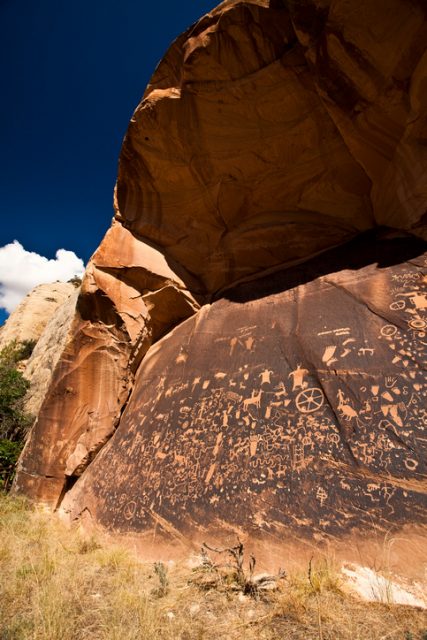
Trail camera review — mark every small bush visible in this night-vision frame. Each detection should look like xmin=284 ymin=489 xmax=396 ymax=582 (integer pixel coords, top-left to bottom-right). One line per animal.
xmin=0 ymin=440 xmax=24 ymax=491
xmin=0 ymin=341 xmax=34 ymax=490
xmin=68 ymin=276 xmax=82 ymax=288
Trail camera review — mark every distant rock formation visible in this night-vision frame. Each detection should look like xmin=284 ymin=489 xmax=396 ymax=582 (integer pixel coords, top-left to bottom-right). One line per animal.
xmin=23 ymin=289 xmax=79 ymax=417
xmin=0 ymin=282 xmax=76 ymax=349
xmin=13 ymin=0 xmax=427 ymax=566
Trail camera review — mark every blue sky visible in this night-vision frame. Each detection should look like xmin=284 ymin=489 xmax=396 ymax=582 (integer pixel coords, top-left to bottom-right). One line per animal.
xmin=0 ymin=0 xmax=216 ymax=324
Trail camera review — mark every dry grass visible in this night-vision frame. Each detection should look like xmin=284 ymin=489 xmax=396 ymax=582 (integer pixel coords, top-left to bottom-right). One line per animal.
xmin=0 ymin=494 xmax=426 ymax=640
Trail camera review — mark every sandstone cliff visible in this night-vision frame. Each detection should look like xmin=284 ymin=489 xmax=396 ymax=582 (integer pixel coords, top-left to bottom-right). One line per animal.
xmin=23 ymin=289 xmax=79 ymax=417
xmin=61 ymin=229 xmax=427 ymax=554
xmin=14 ymin=0 xmax=427 ymax=568
xmin=0 ymin=282 xmax=76 ymax=350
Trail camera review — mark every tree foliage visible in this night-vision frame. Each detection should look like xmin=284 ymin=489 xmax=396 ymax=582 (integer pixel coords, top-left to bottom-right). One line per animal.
xmin=0 ymin=341 xmax=34 ymax=489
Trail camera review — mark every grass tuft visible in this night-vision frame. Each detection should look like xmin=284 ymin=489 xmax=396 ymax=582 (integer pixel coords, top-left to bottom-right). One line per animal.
xmin=0 ymin=494 xmax=426 ymax=639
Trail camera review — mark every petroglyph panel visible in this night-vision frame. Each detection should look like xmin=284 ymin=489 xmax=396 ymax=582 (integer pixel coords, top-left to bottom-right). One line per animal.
xmin=63 ymin=233 xmax=427 ymax=541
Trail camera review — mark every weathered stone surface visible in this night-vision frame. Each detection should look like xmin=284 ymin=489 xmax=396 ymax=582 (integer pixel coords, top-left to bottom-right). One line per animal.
xmin=14 ymin=0 xmax=427 ymax=562
xmin=0 ymin=282 xmax=76 ymax=350
xmin=14 ymin=223 xmax=199 ymax=505
xmin=116 ymin=0 xmax=427 ymax=294
xmin=61 ymin=231 xmax=427 ymax=548
xmin=23 ymin=289 xmax=79 ymax=417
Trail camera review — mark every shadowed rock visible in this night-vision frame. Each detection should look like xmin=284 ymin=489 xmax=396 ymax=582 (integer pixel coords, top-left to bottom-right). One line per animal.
xmin=14 ymin=0 xmax=427 ymax=555
xmin=61 ymin=231 xmax=427 ymax=547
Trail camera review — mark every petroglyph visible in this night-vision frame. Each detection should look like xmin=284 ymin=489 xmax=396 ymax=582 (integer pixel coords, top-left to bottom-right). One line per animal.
xmin=243 ymin=389 xmax=263 ymax=411
xmin=61 ymin=237 xmax=427 ymax=542
xmin=296 ymin=388 xmax=324 ymax=413
xmin=322 ymin=345 xmax=338 ymax=366
xmin=259 ymin=369 xmax=274 ymax=385
xmin=289 ymin=364 xmax=309 ymax=391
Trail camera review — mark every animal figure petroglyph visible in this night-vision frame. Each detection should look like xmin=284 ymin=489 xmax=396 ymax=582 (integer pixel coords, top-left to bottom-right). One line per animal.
xmin=337 ymin=389 xmax=358 ymax=421
xmin=243 ymin=389 xmax=263 ymax=411
xmin=274 ymin=381 xmax=288 ymax=397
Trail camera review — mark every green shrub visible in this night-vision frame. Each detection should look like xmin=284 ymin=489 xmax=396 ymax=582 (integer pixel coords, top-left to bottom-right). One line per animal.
xmin=0 ymin=439 xmax=24 ymax=490
xmin=0 ymin=341 xmax=34 ymax=490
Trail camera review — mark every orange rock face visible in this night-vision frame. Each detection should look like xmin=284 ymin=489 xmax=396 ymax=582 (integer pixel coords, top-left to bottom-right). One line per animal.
xmin=14 ymin=0 xmax=427 ymax=554
xmin=60 ymin=231 xmax=427 ymax=549
xmin=15 ymin=224 xmax=199 ymax=504
xmin=116 ymin=0 xmax=427 ymax=293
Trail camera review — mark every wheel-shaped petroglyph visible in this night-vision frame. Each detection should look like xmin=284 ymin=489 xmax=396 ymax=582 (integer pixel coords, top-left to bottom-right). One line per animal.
xmin=408 ymin=318 xmax=426 ymax=331
xmin=380 ymin=324 xmax=397 ymax=337
xmin=390 ymin=300 xmax=405 ymax=310
xmin=295 ymin=387 xmax=324 ymax=413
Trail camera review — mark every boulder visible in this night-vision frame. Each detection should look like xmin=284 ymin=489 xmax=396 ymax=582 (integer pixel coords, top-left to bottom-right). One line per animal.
xmin=14 ymin=0 xmax=427 ymax=559
xmin=14 ymin=224 xmax=199 ymax=504
xmin=23 ymin=289 xmax=79 ymax=417
xmin=116 ymin=0 xmax=427 ymax=293
xmin=61 ymin=231 xmax=427 ymax=550
xmin=0 ymin=282 xmax=76 ymax=350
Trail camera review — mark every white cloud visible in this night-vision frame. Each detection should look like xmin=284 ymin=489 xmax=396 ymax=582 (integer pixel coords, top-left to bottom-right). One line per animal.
xmin=0 ymin=241 xmax=85 ymax=313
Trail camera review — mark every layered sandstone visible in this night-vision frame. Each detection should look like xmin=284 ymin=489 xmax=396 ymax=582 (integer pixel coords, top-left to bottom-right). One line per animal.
xmin=14 ymin=0 xmax=427 ymax=559
xmin=14 ymin=224 xmax=199 ymax=504
xmin=23 ymin=289 xmax=79 ymax=417
xmin=0 ymin=282 xmax=76 ymax=350
xmin=116 ymin=0 xmax=427 ymax=293
xmin=61 ymin=231 xmax=427 ymax=551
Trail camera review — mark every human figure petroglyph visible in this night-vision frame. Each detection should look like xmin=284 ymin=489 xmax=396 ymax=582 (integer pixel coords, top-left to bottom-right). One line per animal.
xmin=380 ymin=485 xmax=396 ymax=513
xmin=249 ymin=434 xmax=259 ymax=456
xmin=259 ymin=368 xmax=274 ymax=385
xmin=316 ymin=486 xmax=328 ymax=506
xmin=243 ymin=389 xmax=263 ymax=411
xmin=289 ymin=364 xmax=308 ymax=391
xmin=302 ymin=433 xmax=314 ymax=449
